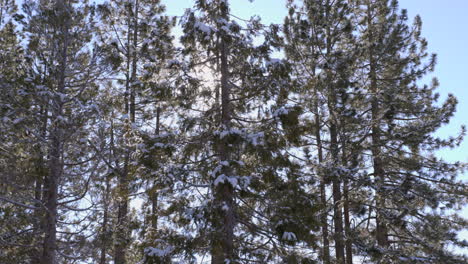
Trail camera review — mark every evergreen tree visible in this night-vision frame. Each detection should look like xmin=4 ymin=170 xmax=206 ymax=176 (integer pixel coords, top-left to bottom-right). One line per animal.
xmin=0 ymin=2 xmax=37 ymax=262
xmin=284 ymin=1 xmax=357 ymax=263
xmin=350 ymin=0 xmax=468 ymax=262
xmin=96 ymin=0 xmax=175 ymax=263
xmin=0 ymin=1 xmax=466 ymax=263
xmin=177 ymin=0 xmax=321 ymax=262
xmin=0 ymin=0 xmax=104 ymax=262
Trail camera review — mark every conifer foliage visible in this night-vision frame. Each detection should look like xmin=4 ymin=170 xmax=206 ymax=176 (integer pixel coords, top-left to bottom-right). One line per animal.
xmin=0 ymin=0 xmax=466 ymax=263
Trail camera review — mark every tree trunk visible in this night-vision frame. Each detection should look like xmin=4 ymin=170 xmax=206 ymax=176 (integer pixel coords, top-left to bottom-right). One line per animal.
xmin=366 ymin=1 xmax=389 ymax=248
xmin=342 ymin=141 xmax=353 ymax=264
xmin=130 ymin=0 xmax=138 ymax=123
xmin=41 ymin=1 xmax=68 ymax=262
xmin=314 ymin=85 xmax=330 ymax=264
xmin=100 ymin=174 xmax=111 ymax=264
xmin=325 ymin=1 xmax=345 ymax=262
xmin=32 ymin=175 xmax=43 ymax=263
xmin=151 ymin=107 xmax=161 ymax=230
xmin=212 ymin=9 xmax=235 ymax=263
xmin=42 ymin=128 xmax=60 ymax=264
xmin=32 ymin=105 xmax=47 ymax=263
xmin=115 ymin=183 xmax=128 ymax=264
xmin=115 ymin=2 xmax=139 ymax=263
xmin=330 ymin=120 xmax=345 ymax=264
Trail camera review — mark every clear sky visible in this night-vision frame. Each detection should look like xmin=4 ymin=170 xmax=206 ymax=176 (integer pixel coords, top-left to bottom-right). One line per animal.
xmin=162 ymin=0 xmax=468 ymax=252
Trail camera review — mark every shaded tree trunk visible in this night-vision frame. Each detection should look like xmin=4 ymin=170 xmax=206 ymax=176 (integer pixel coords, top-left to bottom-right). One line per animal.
xmin=314 ymin=85 xmax=330 ymax=264
xmin=325 ymin=1 xmax=345 ymax=261
xmin=151 ymin=106 xmax=161 ymax=230
xmin=115 ymin=2 xmax=139 ymax=263
xmin=32 ymin=104 xmax=47 ymax=263
xmin=366 ymin=1 xmax=389 ymax=248
xmin=342 ymin=141 xmax=353 ymax=264
xmin=330 ymin=118 xmax=345 ymax=264
xmin=100 ymin=173 xmax=111 ymax=264
xmin=41 ymin=1 xmax=69 ymax=262
xmin=212 ymin=12 xmax=235 ymax=263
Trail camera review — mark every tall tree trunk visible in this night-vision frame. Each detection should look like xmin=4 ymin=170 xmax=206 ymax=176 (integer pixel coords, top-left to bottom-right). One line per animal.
xmin=115 ymin=2 xmax=139 ymax=263
xmin=32 ymin=175 xmax=43 ymax=262
xmin=100 ymin=173 xmax=111 ymax=264
xmin=212 ymin=9 xmax=235 ymax=262
xmin=115 ymin=176 xmax=128 ymax=264
xmin=41 ymin=1 xmax=69 ymax=262
xmin=366 ymin=1 xmax=389 ymax=248
xmin=325 ymin=1 xmax=345 ymax=262
xmin=32 ymin=105 xmax=48 ymax=263
xmin=342 ymin=138 xmax=353 ymax=264
xmin=42 ymin=120 xmax=60 ymax=264
xmin=130 ymin=0 xmax=138 ymax=123
xmin=314 ymin=85 xmax=330 ymax=264
xmin=151 ymin=106 xmax=161 ymax=230
xmin=343 ymin=179 xmax=353 ymax=264
xmin=330 ymin=118 xmax=345 ymax=264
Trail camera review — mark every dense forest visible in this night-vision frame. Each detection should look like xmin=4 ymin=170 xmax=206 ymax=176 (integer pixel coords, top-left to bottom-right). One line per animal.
xmin=0 ymin=0 xmax=467 ymax=263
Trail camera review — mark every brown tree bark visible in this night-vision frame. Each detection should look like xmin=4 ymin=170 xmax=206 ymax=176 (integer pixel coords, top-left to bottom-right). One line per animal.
xmin=330 ymin=119 xmax=345 ymax=264
xmin=41 ymin=1 xmax=69 ymax=262
xmin=151 ymin=107 xmax=161 ymax=230
xmin=31 ymin=104 xmax=47 ymax=263
xmin=100 ymin=173 xmax=111 ymax=264
xmin=115 ymin=2 xmax=139 ymax=263
xmin=325 ymin=1 xmax=345 ymax=261
xmin=212 ymin=4 xmax=235 ymax=262
xmin=366 ymin=0 xmax=389 ymax=248
xmin=314 ymin=85 xmax=330 ymax=264
xmin=342 ymin=141 xmax=353 ymax=264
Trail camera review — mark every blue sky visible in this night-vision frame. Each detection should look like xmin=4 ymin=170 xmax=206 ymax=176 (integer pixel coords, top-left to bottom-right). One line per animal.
xmin=162 ymin=0 xmax=468 ymax=252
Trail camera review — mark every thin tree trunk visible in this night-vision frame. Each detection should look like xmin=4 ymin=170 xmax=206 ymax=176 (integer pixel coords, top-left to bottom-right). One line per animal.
xmin=325 ymin=1 xmax=345 ymax=262
xmin=115 ymin=2 xmax=139 ymax=263
xmin=151 ymin=106 xmax=161 ymax=230
xmin=366 ymin=1 xmax=389 ymax=248
xmin=100 ymin=173 xmax=111 ymax=264
xmin=41 ymin=1 xmax=69 ymax=262
xmin=32 ymin=175 xmax=43 ymax=262
xmin=42 ymin=123 xmax=60 ymax=264
xmin=330 ymin=120 xmax=345 ymax=264
xmin=343 ymin=179 xmax=353 ymax=264
xmin=212 ymin=6 xmax=235 ymax=262
xmin=32 ymin=105 xmax=48 ymax=263
xmin=130 ymin=0 xmax=138 ymax=123
xmin=114 ymin=176 xmax=128 ymax=264
xmin=314 ymin=85 xmax=330 ymax=264
xmin=342 ymin=138 xmax=353 ymax=264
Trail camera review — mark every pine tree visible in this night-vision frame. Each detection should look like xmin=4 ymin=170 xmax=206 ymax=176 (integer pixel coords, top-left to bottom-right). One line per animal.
xmin=97 ymin=0 xmax=175 ymax=263
xmin=0 ymin=1 xmax=466 ymax=263
xmin=0 ymin=0 xmax=104 ymax=262
xmin=0 ymin=3 xmax=37 ymax=262
xmin=177 ymin=0 xmax=322 ymax=262
xmin=178 ymin=1 xmax=240 ymax=261
xmin=350 ymin=0 xmax=468 ymax=262
xmin=284 ymin=1 xmax=357 ymax=263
